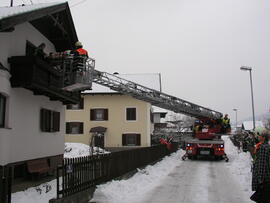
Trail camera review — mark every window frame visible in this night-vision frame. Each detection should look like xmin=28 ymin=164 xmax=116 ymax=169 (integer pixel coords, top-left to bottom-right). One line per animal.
xmin=0 ymin=93 xmax=6 ymax=128
xmin=66 ymin=122 xmax=84 ymax=134
xmin=40 ymin=108 xmax=60 ymax=132
xmin=122 ymin=133 xmax=141 ymax=146
xmin=90 ymin=108 xmax=108 ymax=121
xmin=126 ymin=107 xmax=137 ymax=121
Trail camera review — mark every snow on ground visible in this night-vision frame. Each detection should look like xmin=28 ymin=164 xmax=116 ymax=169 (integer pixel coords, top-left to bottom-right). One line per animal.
xmin=64 ymin=142 xmax=110 ymax=158
xmin=91 ymin=150 xmax=185 ymax=203
xmin=223 ymin=135 xmax=253 ymax=195
xmin=12 ymin=138 xmax=253 ymax=203
xmin=12 ymin=143 xmax=109 ymax=203
xmin=91 ymin=136 xmax=254 ymax=203
xmin=12 ymin=179 xmax=57 ymax=203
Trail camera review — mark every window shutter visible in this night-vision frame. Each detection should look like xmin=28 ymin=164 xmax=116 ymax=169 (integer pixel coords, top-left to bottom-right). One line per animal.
xmin=80 ymin=98 xmax=84 ymax=109
xmin=126 ymin=108 xmax=136 ymax=120
xmin=53 ymin=111 xmax=60 ymax=132
xmin=136 ymin=134 xmax=141 ymax=146
xmin=40 ymin=109 xmax=46 ymax=131
xmin=79 ymin=123 xmax=84 ymax=134
xmin=122 ymin=134 xmax=127 ymax=146
xmin=66 ymin=122 xmax=71 ymax=134
xmin=104 ymin=109 xmax=108 ymax=120
xmin=90 ymin=109 xmax=95 ymax=120
xmin=46 ymin=110 xmax=51 ymax=132
xmin=133 ymin=109 xmax=136 ymax=120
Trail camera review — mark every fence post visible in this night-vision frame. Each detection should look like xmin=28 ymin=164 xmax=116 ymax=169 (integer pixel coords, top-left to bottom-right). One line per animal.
xmin=56 ymin=165 xmax=60 ymax=199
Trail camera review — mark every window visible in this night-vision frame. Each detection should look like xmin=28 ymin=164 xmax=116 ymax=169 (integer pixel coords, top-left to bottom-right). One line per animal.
xmin=122 ymin=134 xmax=141 ymax=146
xmin=40 ymin=108 xmax=60 ymax=132
xmin=90 ymin=109 xmax=108 ymax=121
xmin=66 ymin=122 xmax=84 ymax=134
xmin=126 ymin=108 xmax=136 ymax=121
xmin=0 ymin=94 xmax=6 ymax=128
xmin=66 ymin=98 xmax=84 ymax=110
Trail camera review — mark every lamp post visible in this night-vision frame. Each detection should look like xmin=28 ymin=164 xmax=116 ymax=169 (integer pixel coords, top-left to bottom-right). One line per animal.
xmin=233 ymin=108 xmax=238 ymax=130
xmin=240 ymin=66 xmax=255 ymax=130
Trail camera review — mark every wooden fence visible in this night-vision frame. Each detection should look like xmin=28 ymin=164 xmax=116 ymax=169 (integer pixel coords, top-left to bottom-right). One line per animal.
xmin=57 ymin=143 xmax=178 ymax=198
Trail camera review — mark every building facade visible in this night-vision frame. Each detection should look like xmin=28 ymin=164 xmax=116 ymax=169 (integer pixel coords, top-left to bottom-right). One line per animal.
xmin=0 ymin=3 xmax=80 ymax=201
xmin=65 ymin=73 xmax=163 ymax=148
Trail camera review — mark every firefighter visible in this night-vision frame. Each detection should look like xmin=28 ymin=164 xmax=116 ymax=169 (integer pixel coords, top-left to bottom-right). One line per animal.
xmin=72 ymin=41 xmax=89 ymax=71
xmin=221 ymin=114 xmax=231 ymax=133
xmin=73 ymin=41 xmax=88 ymax=58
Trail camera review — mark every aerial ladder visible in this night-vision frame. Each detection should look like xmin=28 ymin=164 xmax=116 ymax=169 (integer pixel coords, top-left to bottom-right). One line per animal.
xmin=61 ymin=57 xmax=230 ymax=161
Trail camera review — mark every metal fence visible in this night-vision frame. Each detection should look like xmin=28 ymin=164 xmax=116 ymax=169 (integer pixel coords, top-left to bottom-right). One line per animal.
xmin=0 ymin=166 xmax=12 ymax=203
xmin=57 ymin=144 xmax=178 ymax=198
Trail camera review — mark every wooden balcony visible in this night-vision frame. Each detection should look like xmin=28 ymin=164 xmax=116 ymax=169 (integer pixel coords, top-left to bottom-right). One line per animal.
xmin=8 ymin=56 xmax=80 ymax=104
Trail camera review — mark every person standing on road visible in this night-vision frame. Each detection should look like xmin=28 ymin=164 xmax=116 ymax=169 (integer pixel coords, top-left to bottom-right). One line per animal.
xmin=251 ymin=129 xmax=270 ymax=203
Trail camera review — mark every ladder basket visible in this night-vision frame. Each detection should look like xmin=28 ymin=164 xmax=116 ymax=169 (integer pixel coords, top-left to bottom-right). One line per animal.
xmin=62 ymin=56 xmax=95 ymax=92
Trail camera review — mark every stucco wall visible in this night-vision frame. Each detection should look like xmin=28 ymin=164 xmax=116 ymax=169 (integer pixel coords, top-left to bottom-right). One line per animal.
xmin=0 ymin=22 xmax=64 ymax=165
xmin=65 ymin=94 xmax=152 ymax=147
xmin=0 ymin=22 xmax=55 ymax=69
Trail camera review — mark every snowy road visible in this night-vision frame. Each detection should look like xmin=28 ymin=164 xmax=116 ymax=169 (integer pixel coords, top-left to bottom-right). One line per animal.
xmin=11 ymin=137 xmax=253 ymax=203
xmin=92 ymin=136 xmax=253 ymax=203
xmin=141 ymin=159 xmax=251 ymax=203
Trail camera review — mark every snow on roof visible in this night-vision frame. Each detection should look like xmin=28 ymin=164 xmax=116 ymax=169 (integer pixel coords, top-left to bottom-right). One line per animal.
xmin=152 ymin=106 xmax=167 ymax=114
xmin=242 ymin=121 xmax=264 ymax=130
xmin=0 ymin=2 xmax=63 ymax=20
xmin=84 ymin=73 xmax=161 ymax=94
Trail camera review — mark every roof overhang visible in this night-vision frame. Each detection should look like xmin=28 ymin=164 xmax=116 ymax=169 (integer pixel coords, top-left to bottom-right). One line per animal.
xmin=0 ymin=3 xmax=78 ymax=51
xmin=90 ymin=126 xmax=107 ymax=133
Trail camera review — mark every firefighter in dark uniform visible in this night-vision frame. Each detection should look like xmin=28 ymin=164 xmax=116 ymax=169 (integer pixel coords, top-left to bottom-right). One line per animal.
xmin=221 ymin=114 xmax=231 ymax=133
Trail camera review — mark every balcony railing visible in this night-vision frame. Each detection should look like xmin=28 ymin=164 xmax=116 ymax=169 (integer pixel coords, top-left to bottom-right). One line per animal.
xmin=8 ymin=56 xmax=80 ymax=104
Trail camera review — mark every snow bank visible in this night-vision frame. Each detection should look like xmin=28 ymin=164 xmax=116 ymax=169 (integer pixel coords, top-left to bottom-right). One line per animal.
xmin=91 ymin=150 xmax=185 ymax=203
xmin=223 ymin=135 xmax=253 ymax=195
xmin=64 ymin=142 xmax=110 ymax=158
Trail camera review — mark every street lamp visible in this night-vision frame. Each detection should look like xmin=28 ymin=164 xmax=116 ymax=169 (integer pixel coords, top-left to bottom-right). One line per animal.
xmin=233 ymin=108 xmax=238 ymax=130
xmin=240 ymin=66 xmax=256 ymax=130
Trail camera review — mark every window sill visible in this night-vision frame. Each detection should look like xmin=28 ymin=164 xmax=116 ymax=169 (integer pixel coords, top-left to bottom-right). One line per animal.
xmin=0 ymin=127 xmax=12 ymax=130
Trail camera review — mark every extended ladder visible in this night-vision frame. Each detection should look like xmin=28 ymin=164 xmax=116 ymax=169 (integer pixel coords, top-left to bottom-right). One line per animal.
xmin=62 ymin=60 xmax=223 ymax=120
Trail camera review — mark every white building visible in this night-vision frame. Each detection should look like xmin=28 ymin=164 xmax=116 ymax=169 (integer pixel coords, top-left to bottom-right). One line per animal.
xmin=0 ymin=2 xmax=80 ymax=200
xmin=242 ymin=120 xmax=264 ymax=131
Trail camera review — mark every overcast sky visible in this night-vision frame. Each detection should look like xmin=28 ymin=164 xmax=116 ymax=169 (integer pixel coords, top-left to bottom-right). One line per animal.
xmin=2 ymin=0 xmax=270 ymax=122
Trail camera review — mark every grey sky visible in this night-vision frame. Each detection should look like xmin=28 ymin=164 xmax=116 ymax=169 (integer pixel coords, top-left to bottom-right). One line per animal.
xmin=2 ymin=0 xmax=270 ymax=122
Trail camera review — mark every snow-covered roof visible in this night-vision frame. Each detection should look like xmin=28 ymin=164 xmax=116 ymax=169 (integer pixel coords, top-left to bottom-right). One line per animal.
xmin=0 ymin=2 xmax=63 ymax=20
xmin=152 ymin=106 xmax=167 ymax=114
xmin=242 ymin=121 xmax=264 ymax=130
xmin=84 ymin=73 xmax=161 ymax=94
xmin=0 ymin=2 xmax=78 ymax=51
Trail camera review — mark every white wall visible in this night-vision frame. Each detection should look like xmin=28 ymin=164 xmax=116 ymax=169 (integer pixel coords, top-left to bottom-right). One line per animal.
xmin=0 ymin=22 xmax=64 ymax=165
xmin=0 ymin=22 xmax=55 ymax=69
